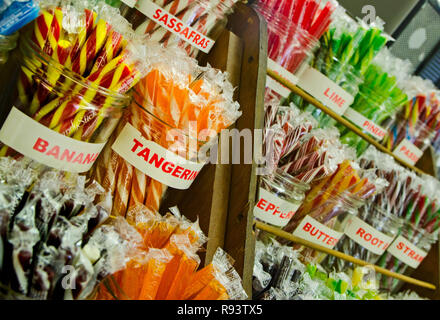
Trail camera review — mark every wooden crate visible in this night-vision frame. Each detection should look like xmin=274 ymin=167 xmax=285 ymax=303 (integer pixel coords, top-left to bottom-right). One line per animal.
xmin=160 ymin=2 xmax=267 ymax=297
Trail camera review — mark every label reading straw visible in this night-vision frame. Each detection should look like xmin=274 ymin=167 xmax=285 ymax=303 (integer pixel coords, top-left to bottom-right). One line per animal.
xmin=253 ymin=188 xmax=301 ymax=227
xmin=387 ymin=236 xmax=427 ymax=269
xmin=111 ymin=123 xmax=205 ymax=190
xmin=134 ymin=0 xmax=215 ymax=53
xmin=343 ymin=216 xmax=394 ymax=255
xmin=392 ymin=139 xmax=423 ymax=166
xmin=0 ymin=107 xmax=105 ymax=173
xmin=297 ymin=67 xmax=354 ymax=115
xmin=292 ymin=215 xmax=343 ymax=249
xmin=344 ymin=108 xmax=387 ymax=141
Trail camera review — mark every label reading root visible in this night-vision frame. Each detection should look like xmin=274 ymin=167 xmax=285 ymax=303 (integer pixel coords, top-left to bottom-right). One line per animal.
xmin=111 ymin=123 xmax=205 ymax=190
xmin=253 ymin=188 xmax=301 ymax=227
xmin=292 ymin=215 xmax=343 ymax=249
xmin=0 ymin=107 xmax=105 ymax=173
xmin=297 ymin=67 xmax=354 ymax=115
xmin=343 ymin=216 xmax=394 ymax=255
xmin=135 ymin=0 xmax=215 ymax=53
xmin=393 ymin=139 xmax=423 ymax=166
xmin=344 ymin=108 xmax=387 ymax=141
xmin=387 ymin=236 xmax=428 ymax=269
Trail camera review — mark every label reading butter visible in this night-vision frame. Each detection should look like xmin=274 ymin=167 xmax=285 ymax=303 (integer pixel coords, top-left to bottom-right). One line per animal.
xmin=297 ymin=67 xmax=354 ymax=115
xmin=292 ymin=215 xmax=343 ymax=249
xmin=387 ymin=236 xmax=427 ymax=269
xmin=253 ymin=188 xmax=301 ymax=227
xmin=111 ymin=123 xmax=205 ymax=190
xmin=0 ymin=107 xmax=105 ymax=173
xmin=344 ymin=216 xmax=394 ymax=255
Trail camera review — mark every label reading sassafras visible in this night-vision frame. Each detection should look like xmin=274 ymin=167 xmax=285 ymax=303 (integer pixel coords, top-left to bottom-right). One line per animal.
xmin=134 ymin=0 xmax=215 ymax=53
xmin=0 ymin=107 xmax=105 ymax=173
xmin=111 ymin=123 xmax=205 ymax=190
xmin=393 ymin=139 xmax=423 ymax=166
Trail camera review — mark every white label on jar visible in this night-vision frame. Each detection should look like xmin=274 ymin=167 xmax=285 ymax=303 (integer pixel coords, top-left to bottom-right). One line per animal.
xmin=392 ymin=139 xmax=423 ymax=166
xmin=343 ymin=216 xmax=394 ymax=255
xmin=297 ymin=67 xmax=354 ymax=115
xmin=121 ymin=0 xmax=137 ymax=7
xmin=344 ymin=108 xmax=387 ymax=141
xmin=387 ymin=236 xmax=428 ymax=269
xmin=292 ymin=215 xmax=343 ymax=249
xmin=134 ymin=0 xmax=215 ymax=53
xmin=111 ymin=123 xmax=205 ymax=190
xmin=266 ymin=75 xmax=291 ymax=98
xmin=0 ymin=107 xmax=105 ymax=173
xmin=267 ymin=58 xmax=299 ymax=87
xmin=253 ymin=187 xmax=301 ymax=227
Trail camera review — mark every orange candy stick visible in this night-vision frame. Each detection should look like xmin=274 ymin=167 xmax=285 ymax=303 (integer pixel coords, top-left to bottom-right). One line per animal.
xmin=192 ymin=279 xmax=228 ymax=300
xmin=182 ymin=264 xmax=216 ymax=300
xmin=165 ymin=254 xmax=200 ymax=300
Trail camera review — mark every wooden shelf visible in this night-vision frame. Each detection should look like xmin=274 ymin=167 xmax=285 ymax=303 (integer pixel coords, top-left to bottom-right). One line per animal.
xmin=267 ymin=69 xmax=429 ymax=176
xmin=255 ymin=221 xmax=437 ymax=291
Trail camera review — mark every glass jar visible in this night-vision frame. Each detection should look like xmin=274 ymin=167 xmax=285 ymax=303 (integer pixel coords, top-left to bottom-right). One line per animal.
xmin=0 ymin=33 xmax=19 ymax=65
xmin=323 ymin=205 xmax=403 ymax=272
xmin=0 ymin=34 xmax=129 ymax=172
xmin=377 ymin=222 xmax=438 ymax=293
xmin=285 ymin=191 xmax=365 ymax=264
xmin=383 ymin=113 xmax=436 ymax=155
xmin=254 ymin=168 xmax=310 ymax=228
xmin=120 ymin=0 xmax=233 ymax=57
xmin=93 ymin=87 xmax=211 ymax=217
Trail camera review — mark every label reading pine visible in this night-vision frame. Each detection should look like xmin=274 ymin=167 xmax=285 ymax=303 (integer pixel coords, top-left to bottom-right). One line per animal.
xmin=297 ymin=67 xmax=354 ymax=115
xmin=344 ymin=108 xmax=387 ymax=141
xmin=344 ymin=216 xmax=393 ymax=255
xmin=134 ymin=0 xmax=215 ymax=53
xmin=253 ymin=188 xmax=301 ymax=227
xmin=0 ymin=107 xmax=105 ymax=173
xmin=387 ymin=236 xmax=427 ymax=269
xmin=292 ymin=215 xmax=343 ymax=249
xmin=266 ymin=75 xmax=290 ymax=98
xmin=393 ymin=139 xmax=423 ymax=166
xmin=111 ymin=123 xmax=204 ymax=190
xmin=267 ymin=58 xmax=299 ymax=87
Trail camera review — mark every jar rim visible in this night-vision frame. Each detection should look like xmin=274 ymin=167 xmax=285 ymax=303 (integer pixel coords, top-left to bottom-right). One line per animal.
xmin=270 ymin=168 xmax=311 ymax=191
xmin=313 ymin=55 xmax=364 ymax=82
xmin=20 ymin=35 xmax=130 ymax=106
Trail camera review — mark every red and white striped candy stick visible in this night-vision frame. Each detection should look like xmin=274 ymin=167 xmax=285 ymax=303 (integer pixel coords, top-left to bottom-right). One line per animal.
xmin=71 ymin=19 xmax=111 ymax=77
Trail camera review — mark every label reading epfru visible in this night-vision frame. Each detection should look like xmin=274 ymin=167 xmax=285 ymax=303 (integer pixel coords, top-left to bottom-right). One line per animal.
xmin=297 ymin=67 xmax=354 ymax=115
xmin=0 ymin=107 xmax=105 ymax=173
xmin=253 ymin=188 xmax=301 ymax=227
xmin=266 ymin=75 xmax=291 ymax=98
xmin=343 ymin=216 xmax=394 ymax=255
xmin=267 ymin=58 xmax=300 ymax=88
xmin=111 ymin=123 xmax=205 ymax=190
xmin=387 ymin=236 xmax=428 ymax=269
xmin=292 ymin=215 xmax=343 ymax=249
xmin=344 ymin=108 xmax=387 ymax=141
xmin=134 ymin=0 xmax=215 ymax=53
